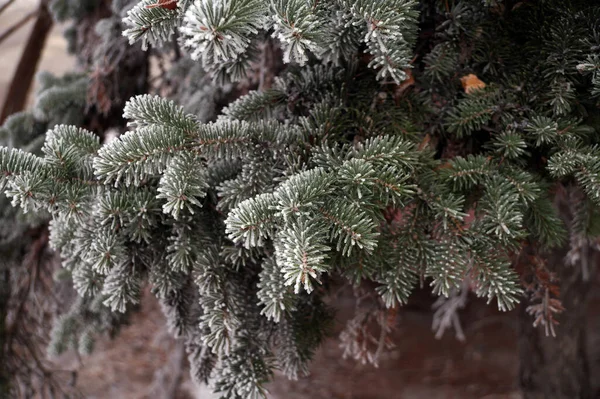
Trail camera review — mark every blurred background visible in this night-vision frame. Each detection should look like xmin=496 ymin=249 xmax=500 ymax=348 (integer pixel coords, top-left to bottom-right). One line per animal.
xmin=0 ymin=0 xmax=74 ymax=108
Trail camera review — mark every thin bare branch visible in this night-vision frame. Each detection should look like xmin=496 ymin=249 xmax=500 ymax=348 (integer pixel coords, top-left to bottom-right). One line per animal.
xmin=0 ymin=0 xmax=16 ymax=16
xmin=0 ymin=10 xmax=36 ymax=46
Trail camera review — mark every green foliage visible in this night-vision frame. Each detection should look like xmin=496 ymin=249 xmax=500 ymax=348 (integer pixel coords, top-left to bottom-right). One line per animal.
xmin=2 ymin=0 xmax=600 ymax=397
xmin=126 ymin=0 xmax=419 ymax=83
xmin=50 ymin=0 xmax=102 ymax=22
xmin=123 ymin=0 xmax=192 ymax=50
xmin=446 ymin=87 xmax=501 ymax=138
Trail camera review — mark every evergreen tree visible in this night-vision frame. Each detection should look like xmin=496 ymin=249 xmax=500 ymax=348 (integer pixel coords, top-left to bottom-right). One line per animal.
xmin=1 ymin=0 xmax=599 ymax=398
xmin=0 ymin=72 xmax=88 ymax=399
xmin=1 ymin=0 xmax=148 ymax=396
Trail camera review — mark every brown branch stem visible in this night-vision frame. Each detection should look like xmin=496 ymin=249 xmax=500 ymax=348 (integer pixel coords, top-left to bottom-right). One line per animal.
xmin=0 ymin=0 xmax=53 ymax=124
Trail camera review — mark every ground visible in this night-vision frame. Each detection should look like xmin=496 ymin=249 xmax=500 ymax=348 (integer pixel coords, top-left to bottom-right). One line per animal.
xmin=53 ymin=286 xmax=524 ymax=399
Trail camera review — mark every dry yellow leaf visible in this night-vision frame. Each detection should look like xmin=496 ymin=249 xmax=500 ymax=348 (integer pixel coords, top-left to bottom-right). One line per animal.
xmin=417 ymin=133 xmax=431 ymax=151
xmin=460 ymin=74 xmax=486 ymax=94
xmin=394 ymin=69 xmax=415 ymax=98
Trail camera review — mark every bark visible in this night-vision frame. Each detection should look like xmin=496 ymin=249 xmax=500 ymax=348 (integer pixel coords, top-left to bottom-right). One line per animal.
xmin=0 ymin=263 xmax=10 ymax=398
xmin=0 ymin=1 xmax=53 ymax=124
xmin=518 ymin=194 xmax=598 ymax=399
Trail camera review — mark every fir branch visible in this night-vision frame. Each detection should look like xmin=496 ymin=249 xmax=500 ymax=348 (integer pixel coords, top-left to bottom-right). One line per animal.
xmin=0 ymin=147 xmax=44 ymax=190
xmin=102 ymin=261 xmax=142 ymax=312
xmin=94 ymin=125 xmax=187 ymax=186
xmin=351 ymin=135 xmax=420 ymax=170
xmin=225 ymin=193 xmax=279 ymax=248
xmin=318 ymin=201 xmax=379 ymax=256
xmin=271 ymin=0 xmax=323 ymax=64
xmin=181 ymin=0 xmax=266 ymax=67
xmin=122 ymin=0 xmax=189 ymax=50
xmin=470 ymin=245 xmax=522 ymax=312
xmin=157 ymin=152 xmax=208 ymax=219
xmin=195 ymin=120 xmax=253 ymax=160
xmin=123 ymin=94 xmax=199 ymax=132
xmin=525 ymin=195 xmax=567 ymax=249
xmin=478 ymin=179 xmax=526 ymax=247
xmin=257 ymin=256 xmax=296 ymax=322
xmin=441 ymin=155 xmax=492 ymax=191
xmin=276 ymin=217 xmax=330 ymax=294
xmin=222 ymin=89 xmax=287 ymax=121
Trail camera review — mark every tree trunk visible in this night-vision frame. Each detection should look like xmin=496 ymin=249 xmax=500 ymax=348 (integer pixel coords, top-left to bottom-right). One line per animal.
xmin=0 ymin=1 xmax=53 ymax=124
xmin=0 ymin=263 xmax=10 ymax=397
xmin=518 ymin=233 xmax=598 ymax=398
